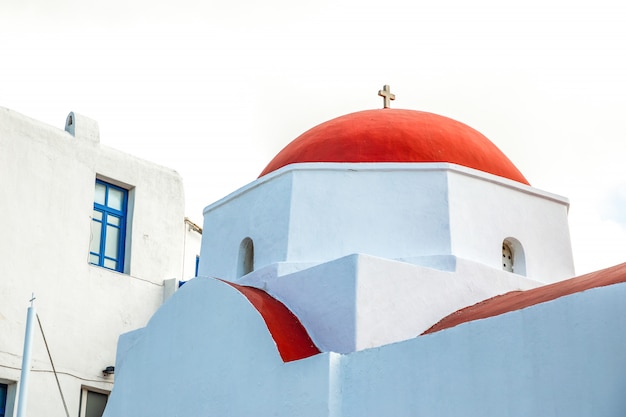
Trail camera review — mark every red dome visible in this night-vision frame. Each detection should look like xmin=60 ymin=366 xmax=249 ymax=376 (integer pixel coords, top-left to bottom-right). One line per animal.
xmin=259 ymin=109 xmax=529 ymax=185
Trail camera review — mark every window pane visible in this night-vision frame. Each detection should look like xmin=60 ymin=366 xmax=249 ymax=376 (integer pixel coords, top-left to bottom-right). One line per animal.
xmin=90 ymin=219 xmax=102 ymax=255
xmin=91 ymin=179 xmax=128 ymax=273
xmin=104 ymin=225 xmax=120 ymax=258
xmin=0 ymin=383 xmax=7 ymax=417
xmin=107 ymin=188 xmax=124 ymax=211
xmin=94 ymin=183 xmax=106 ymax=205
xmin=85 ymin=390 xmax=108 ymax=417
xmin=103 ymin=258 xmax=117 ymax=270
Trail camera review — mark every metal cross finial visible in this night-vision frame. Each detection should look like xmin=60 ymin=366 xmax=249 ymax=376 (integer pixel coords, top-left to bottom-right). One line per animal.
xmin=378 ymin=85 xmax=395 ymax=108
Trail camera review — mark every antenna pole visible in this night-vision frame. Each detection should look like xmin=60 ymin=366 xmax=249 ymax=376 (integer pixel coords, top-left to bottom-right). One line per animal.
xmin=16 ymin=294 xmax=36 ymax=417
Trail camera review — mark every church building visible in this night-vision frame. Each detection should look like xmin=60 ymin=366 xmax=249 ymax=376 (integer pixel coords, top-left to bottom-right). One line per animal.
xmin=102 ymin=87 xmax=626 ymax=417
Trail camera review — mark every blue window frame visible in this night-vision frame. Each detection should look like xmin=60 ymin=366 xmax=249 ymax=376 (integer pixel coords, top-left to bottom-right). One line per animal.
xmin=89 ymin=179 xmax=128 ymax=272
xmin=0 ymin=383 xmax=7 ymax=417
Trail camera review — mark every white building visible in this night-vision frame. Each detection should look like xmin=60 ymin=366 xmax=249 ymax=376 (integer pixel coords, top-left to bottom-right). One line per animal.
xmin=103 ymin=100 xmax=626 ymax=416
xmin=0 ymin=107 xmax=201 ymax=417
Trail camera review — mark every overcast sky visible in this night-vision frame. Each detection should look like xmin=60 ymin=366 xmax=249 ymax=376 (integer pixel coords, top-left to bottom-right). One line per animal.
xmin=3 ymin=0 xmax=626 ymax=275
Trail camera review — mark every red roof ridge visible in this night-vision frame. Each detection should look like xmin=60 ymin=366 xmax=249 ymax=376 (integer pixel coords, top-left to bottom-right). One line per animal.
xmin=422 ymin=262 xmax=626 ymax=335
xmin=222 ymin=280 xmax=320 ymax=362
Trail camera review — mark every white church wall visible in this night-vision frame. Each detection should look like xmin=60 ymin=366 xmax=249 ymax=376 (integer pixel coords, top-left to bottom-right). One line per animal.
xmin=104 ymin=278 xmax=335 ymax=417
xmin=0 ymin=107 xmax=192 ymax=417
xmin=200 ymin=163 xmax=574 ymax=288
xmin=103 ymin=272 xmax=626 ymax=417
xmin=286 ymin=164 xmax=451 ymax=262
xmin=337 ymin=281 xmax=626 ymax=417
xmin=200 ymin=163 xmax=454 ymax=281
xmin=200 ymin=171 xmax=294 ymax=280
xmin=244 ymin=254 xmax=542 ymax=353
xmin=447 ymin=167 xmax=575 ymax=282
xmin=244 ymin=255 xmax=361 ymax=353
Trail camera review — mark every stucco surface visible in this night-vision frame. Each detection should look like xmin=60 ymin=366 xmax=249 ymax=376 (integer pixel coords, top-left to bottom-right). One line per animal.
xmin=240 ymin=254 xmax=541 ymax=353
xmin=201 ymin=163 xmax=573 ymax=284
xmin=105 ymin=275 xmax=626 ymax=417
xmin=0 ymin=107 xmax=195 ymax=417
xmin=104 ymin=278 xmax=333 ymax=417
xmin=425 ymin=261 xmax=626 ymax=334
xmin=338 ymin=281 xmax=626 ymax=417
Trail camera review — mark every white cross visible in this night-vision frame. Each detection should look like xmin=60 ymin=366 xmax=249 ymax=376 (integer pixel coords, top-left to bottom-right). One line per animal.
xmin=378 ymin=85 xmax=395 ymax=108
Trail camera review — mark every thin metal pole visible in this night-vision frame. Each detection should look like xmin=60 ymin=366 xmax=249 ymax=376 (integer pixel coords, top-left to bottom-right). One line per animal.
xmin=16 ymin=294 xmax=36 ymax=417
xmin=36 ymin=313 xmax=70 ymax=417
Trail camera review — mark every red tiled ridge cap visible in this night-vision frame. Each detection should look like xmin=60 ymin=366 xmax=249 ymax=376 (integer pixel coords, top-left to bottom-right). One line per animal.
xmin=423 ymin=262 xmax=626 ymax=335
xmin=223 ymin=280 xmax=320 ymax=362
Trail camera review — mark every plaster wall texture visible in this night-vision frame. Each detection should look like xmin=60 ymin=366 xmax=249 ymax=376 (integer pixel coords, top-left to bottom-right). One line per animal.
xmin=447 ymin=169 xmax=574 ymax=281
xmin=286 ymin=167 xmax=450 ymax=261
xmin=104 ymin=278 xmax=334 ymax=417
xmin=240 ymin=254 xmax=541 ymax=353
xmin=200 ymin=164 xmax=451 ymax=281
xmin=337 ymin=281 xmax=626 ymax=417
xmin=200 ymin=171 xmax=293 ymax=280
xmin=200 ymin=163 xmax=573 ymax=284
xmin=104 ymin=275 xmax=626 ymax=417
xmin=0 ymin=107 xmax=196 ymax=417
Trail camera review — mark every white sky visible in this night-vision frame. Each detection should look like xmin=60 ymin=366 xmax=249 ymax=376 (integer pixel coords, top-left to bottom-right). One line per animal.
xmin=2 ymin=0 xmax=626 ymax=275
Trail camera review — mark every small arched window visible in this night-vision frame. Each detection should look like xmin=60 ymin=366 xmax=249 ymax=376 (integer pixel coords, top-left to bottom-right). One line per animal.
xmin=237 ymin=237 xmax=254 ymax=277
xmin=502 ymin=242 xmax=514 ymax=272
xmin=502 ymin=238 xmax=526 ymax=276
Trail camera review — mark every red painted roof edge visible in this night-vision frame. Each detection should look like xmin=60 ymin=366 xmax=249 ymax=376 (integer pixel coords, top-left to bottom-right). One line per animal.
xmin=422 ymin=262 xmax=626 ymax=335
xmin=223 ymin=280 xmax=320 ymax=362
xmin=258 ymin=109 xmax=529 ymax=185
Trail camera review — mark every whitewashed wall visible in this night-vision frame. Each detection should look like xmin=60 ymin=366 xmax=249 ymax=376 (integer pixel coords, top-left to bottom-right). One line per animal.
xmin=241 ymin=254 xmax=542 ymax=353
xmin=0 ymin=107 xmax=194 ymax=417
xmin=200 ymin=163 xmax=574 ymax=284
xmin=447 ymin=168 xmax=575 ymax=281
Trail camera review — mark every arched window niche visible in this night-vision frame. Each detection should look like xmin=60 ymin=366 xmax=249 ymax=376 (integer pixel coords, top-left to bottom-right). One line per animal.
xmin=237 ymin=237 xmax=254 ymax=278
xmin=502 ymin=237 xmax=526 ymax=276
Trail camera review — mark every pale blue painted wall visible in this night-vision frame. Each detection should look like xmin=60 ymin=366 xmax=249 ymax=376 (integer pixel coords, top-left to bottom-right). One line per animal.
xmin=105 ymin=277 xmax=626 ymax=417
xmin=338 ymin=282 xmax=626 ymax=417
xmin=105 ymin=278 xmax=334 ymax=417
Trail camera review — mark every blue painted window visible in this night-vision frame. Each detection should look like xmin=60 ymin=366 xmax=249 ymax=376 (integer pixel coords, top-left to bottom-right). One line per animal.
xmin=89 ymin=180 xmax=128 ymax=272
xmin=0 ymin=383 xmax=7 ymax=417
xmin=195 ymin=255 xmax=200 ymax=277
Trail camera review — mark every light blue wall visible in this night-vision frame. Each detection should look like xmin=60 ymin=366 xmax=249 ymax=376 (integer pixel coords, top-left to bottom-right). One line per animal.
xmin=106 ymin=277 xmax=626 ymax=416
xmin=337 ymin=282 xmax=626 ymax=417
xmin=105 ymin=278 xmax=334 ymax=417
